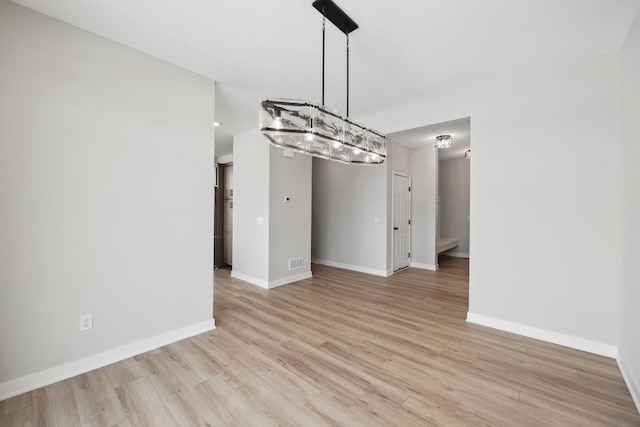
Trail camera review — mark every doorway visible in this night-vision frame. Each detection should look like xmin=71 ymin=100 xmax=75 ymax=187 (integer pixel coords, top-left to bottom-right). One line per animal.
xmin=436 ymin=120 xmax=470 ymax=268
xmin=387 ymin=117 xmax=470 ymax=273
xmin=214 ymin=162 xmax=233 ymax=268
xmin=392 ymin=172 xmax=412 ymax=272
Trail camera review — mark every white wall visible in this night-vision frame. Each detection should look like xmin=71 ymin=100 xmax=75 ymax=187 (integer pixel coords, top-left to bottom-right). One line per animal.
xmin=409 ymin=147 xmax=439 ymax=270
xmin=269 ymin=149 xmax=312 ymax=283
xmin=439 ymin=158 xmax=471 ymax=257
xmin=363 ymin=52 xmax=623 ymax=353
xmin=232 ymin=131 xmax=312 ymax=287
xmin=0 ymin=1 xmax=215 ymax=398
xmin=311 ymin=158 xmax=388 ymax=276
xmin=619 ymin=9 xmax=640 ymax=409
xmin=387 ymin=140 xmax=412 ymax=175
xmin=232 ymin=130 xmax=270 ymax=284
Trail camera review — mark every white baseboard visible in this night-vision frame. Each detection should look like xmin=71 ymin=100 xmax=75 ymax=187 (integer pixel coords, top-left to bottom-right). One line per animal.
xmin=410 ymin=262 xmax=439 ymax=271
xmin=617 ymin=352 xmax=640 ymax=414
xmin=0 ymin=319 xmax=216 ymax=401
xmin=230 ymin=271 xmax=268 ymax=288
xmin=442 ymin=251 xmax=469 ymax=258
xmin=311 ymin=258 xmax=388 ymax=277
xmin=231 ymin=270 xmax=313 ymax=289
xmin=466 ymin=312 xmax=617 ymax=358
xmin=268 ymin=271 xmax=312 ymax=288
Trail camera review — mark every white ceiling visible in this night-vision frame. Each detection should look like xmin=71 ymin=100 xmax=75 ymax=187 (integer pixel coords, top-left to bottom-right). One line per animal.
xmin=10 ymin=0 xmax=640 ymax=156
xmin=389 ymin=117 xmax=470 ymax=161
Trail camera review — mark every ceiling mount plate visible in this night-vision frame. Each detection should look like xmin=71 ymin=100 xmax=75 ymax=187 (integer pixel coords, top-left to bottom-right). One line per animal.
xmin=312 ymin=0 xmax=358 ymax=35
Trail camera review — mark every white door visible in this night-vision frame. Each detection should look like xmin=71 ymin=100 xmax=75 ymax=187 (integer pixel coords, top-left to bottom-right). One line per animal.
xmin=393 ymin=173 xmax=411 ymax=271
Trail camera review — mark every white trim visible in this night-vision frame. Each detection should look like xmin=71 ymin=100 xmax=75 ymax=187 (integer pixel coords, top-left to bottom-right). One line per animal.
xmin=442 ymin=251 xmax=469 ymax=258
xmin=230 ymin=270 xmax=269 ymax=288
xmin=618 ymin=352 xmax=640 ymax=413
xmin=0 ymin=319 xmax=216 ymax=401
xmin=268 ymin=271 xmax=312 ymax=288
xmin=386 ymin=269 xmax=394 ymax=277
xmin=391 ymin=171 xmax=412 ymax=178
xmin=466 ymin=312 xmax=617 ymax=358
xmin=410 ymin=262 xmax=439 ymax=271
xmin=231 ymin=270 xmax=313 ymax=289
xmin=311 ymin=258 xmax=388 ymax=277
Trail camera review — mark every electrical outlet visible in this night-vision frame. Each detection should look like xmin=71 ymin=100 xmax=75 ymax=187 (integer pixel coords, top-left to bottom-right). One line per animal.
xmin=80 ymin=314 xmax=93 ymax=331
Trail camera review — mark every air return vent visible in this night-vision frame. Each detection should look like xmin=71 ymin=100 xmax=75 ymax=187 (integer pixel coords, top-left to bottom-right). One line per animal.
xmin=288 ymin=257 xmax=303 ymax=271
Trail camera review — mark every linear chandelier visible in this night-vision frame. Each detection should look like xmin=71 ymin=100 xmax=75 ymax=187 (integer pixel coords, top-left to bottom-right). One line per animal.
xmin=259 ymin=0 xmax=386 ymax=165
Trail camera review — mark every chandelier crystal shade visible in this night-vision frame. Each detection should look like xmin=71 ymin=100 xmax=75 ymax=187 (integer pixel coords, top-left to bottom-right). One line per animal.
xmin=258 ymin=0 xmax=386 ymax=165
xmin=259 ymin=99 xmax=386 ymax=164
xmin=435 ymin=134 xmax=454 ymax=149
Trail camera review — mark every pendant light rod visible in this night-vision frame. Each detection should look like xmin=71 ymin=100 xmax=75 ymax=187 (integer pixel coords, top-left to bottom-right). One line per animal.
xmin=313 ymin=0 xmax=357 ymax=115
xmin=346 ymin=33 xmax=349 ymax=117
xmin=322 ymin=13 xmax=325 ymax=106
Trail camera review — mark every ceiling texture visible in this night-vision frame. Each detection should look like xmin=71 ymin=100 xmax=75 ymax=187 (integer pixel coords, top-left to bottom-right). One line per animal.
xmin=10 ymin=0 xmax=640 ymax=156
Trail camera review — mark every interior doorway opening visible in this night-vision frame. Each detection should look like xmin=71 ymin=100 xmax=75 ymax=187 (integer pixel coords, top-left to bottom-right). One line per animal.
xmin=436 ymin=119 xmax=470 ymax=269
xmin=387 ymin=117 xmax=470 ymax=272
xmin=214 ymin=162 xmax=233 ymax=269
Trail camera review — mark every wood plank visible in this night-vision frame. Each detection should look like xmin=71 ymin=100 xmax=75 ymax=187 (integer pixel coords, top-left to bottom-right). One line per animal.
xmin=1 ymin=256 xmax=638 ymax=425
xmin=32 ymin=379 xmax=82 ymax=427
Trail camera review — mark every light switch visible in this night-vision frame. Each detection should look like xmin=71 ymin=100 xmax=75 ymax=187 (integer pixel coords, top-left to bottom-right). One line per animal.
xmin=373 ymin=217 xmax=379 ymax=223
xmin=257 ymin=217 xmax=264 ymax=225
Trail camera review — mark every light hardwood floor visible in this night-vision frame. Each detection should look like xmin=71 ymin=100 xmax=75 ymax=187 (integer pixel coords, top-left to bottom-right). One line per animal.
xmin=1 ymin=257 xmax=639 ymax=426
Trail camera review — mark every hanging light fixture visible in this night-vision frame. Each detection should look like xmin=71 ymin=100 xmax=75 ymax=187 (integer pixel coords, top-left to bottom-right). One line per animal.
xmin=259 ymin=0 xmax=386 ymax=165
xmin=435 ymin=135 xmax=454 ymax=149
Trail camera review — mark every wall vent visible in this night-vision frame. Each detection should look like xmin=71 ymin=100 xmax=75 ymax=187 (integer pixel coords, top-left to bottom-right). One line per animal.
xmin=288 ymin=257 xmax=303 ymax=271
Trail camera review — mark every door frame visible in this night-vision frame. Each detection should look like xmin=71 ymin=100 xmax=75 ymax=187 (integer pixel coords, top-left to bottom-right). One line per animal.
xmin=392 ymin=171 xmax=412 ymax=273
